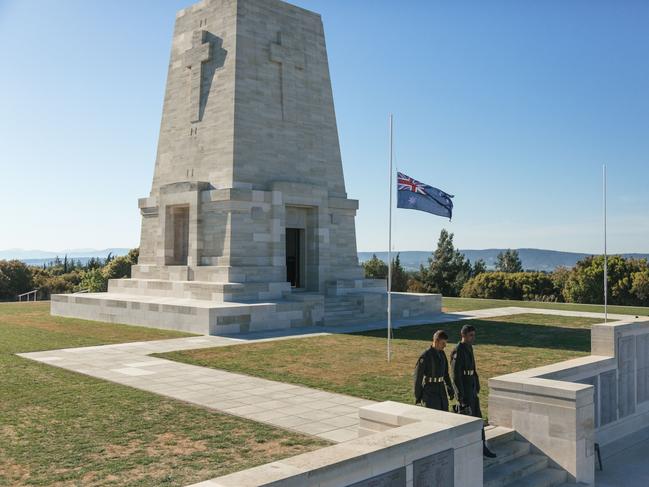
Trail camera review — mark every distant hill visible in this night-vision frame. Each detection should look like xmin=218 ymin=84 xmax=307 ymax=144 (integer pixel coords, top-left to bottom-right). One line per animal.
xmin=1 ymin=248 xmax=130 ymax=266
xmin=358 ymin=249 xmax=649 ymax=272
xmin=4 ymin=247 xmax=648 ymax=272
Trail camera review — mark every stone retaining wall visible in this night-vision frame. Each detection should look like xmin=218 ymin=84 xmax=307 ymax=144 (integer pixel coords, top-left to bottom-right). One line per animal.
xmin=190 ymin=401 xmax=483 ymax=487
xmin=488 ymin=318 xmax=649 ymax=486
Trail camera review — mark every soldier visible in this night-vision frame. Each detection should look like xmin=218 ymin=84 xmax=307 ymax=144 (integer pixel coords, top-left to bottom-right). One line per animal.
xmin=414 ymin=330 xmax=455 ymax=411
xmin=451 ymin=324 xmax=497 ymax=458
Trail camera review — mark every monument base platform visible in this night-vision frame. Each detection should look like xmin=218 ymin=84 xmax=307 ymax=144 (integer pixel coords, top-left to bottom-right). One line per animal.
xmin=51 ymin=279 xmax=441 ymax=335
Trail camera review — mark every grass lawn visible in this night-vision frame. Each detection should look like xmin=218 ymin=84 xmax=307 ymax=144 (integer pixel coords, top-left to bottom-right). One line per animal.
xmin=442 ymin=296 xmax=649 ymax=316
xmin=158 ymin=313 xmax=602 ymax=421
xmin=0 ymin=302 xmax=327 ymax=487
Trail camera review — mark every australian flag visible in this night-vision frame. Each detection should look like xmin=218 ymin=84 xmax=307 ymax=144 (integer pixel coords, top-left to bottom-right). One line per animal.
xmin=397 ymin=172 xmax=454 ymax=220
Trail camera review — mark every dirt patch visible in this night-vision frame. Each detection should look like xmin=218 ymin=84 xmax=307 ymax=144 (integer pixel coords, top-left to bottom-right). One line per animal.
xmin=0 ymin=458 xmax=31 ymax=485
xmin=146 ymin=432 xmax=209 ymax=457
xmin=89 ymin=439 xmax=143 ymax=461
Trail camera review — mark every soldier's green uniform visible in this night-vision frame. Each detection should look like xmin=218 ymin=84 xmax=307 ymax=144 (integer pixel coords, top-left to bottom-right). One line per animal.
xmin=414 ymin=346 xmax=454 ymax=411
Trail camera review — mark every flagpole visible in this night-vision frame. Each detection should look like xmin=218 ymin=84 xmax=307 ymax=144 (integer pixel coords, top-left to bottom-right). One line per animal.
xmin=603 ymin=164 xmax=608 ymax=323
xmin=387 ymin=114 xmax=394 ymax=362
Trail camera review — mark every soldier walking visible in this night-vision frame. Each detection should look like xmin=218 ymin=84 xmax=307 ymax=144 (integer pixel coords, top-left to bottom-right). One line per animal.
xmin=451 ymin=324 xmax=497 ymax=458
xmin=414 ymin=330 xmax=455 ymax=411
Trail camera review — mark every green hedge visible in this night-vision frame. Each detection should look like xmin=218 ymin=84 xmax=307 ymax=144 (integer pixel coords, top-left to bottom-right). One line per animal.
xmin=460 ymin=272 xmax=561 ymax=302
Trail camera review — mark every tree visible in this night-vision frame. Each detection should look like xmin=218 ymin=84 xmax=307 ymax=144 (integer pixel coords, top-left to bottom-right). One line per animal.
xmin=551 ymin=266 xmax=571 ymax=294
xmin=390 ymin=253 xmax=408 ymax=292
xmin=631 ymin=269 xmax=649 ymax=304
xmin=496 ymin=249 xmax=523 ymax=273
xmin=417 ymin=229 xmax=472 ymax=296
xmin=102 ymin=248 xmax=140 ymax=280
xmin=472 ymin=259 xmax=487 ymax=276
xmin=362 ymin=254 xmax=388 ymax=279
xmin=77 ymin=268 xmax=108 ymax=293
xmin=86 ymin=257 xmax=102 ymax=270
xmin=0 ymin=260 xmax=34 ymax=300
xmin=562 ymin=255 xmax=647 ymax=305
xmin=32 ymin=268 xmax=81 ymax=299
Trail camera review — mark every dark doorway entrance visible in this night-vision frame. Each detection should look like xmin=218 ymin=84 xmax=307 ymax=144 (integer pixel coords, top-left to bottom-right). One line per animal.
xmin=171 ymin=206 xmax=189 ymax=265
xmin=286 ymin=228 xmax=302 ymax=288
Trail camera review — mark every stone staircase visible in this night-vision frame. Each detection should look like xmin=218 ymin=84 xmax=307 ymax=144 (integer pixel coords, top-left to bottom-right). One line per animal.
xmin=322 ymin=295 xmax=366 ymax=326
xmin=484 ymin=427 xmax=587 ymax=487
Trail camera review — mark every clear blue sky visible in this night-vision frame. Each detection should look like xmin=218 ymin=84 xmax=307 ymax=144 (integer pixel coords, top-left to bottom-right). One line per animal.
xmin=1 ymin=0 xmax=647 ymax=254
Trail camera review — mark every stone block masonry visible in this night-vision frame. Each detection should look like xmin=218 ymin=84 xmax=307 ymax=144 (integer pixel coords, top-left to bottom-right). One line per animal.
xmin=488 ymin=317 xmax=649 ymax=486
xmin=51 ymin=0 xmax=441 ymax=333
xmin=189 ymin=401 xmax=483 ymax=487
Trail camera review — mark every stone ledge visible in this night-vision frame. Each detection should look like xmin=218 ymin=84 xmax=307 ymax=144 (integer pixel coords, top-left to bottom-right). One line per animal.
xmin=489 ymin=376 xmax=594 ymax=407
xmin=188 ymin=401 xmax=483 ymax=487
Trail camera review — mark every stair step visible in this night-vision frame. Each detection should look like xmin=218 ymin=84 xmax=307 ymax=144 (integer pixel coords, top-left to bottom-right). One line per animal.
xmin=325 ymin=309 xmax=360 ymax=314
xmin=485 ymin=426 xmax=516 ymax=446
xmin=484 ymin=440 xmax=530 ymax=469
xmin=506 ymin=467 xmax=567 ymax=487
xmin=484 ymin=454 xmax=548 ymax=487
xmin=321 ymin=316 xmax=375 ymax=326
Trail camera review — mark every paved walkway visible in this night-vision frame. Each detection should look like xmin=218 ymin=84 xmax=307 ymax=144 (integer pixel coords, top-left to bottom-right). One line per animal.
xmin=19 ymin=336 xmax=373 ymax=442
xmin=596 ymin=426 xmax=649 ymax=486
xmin=17 ymin=307 xmax=640 ymax=444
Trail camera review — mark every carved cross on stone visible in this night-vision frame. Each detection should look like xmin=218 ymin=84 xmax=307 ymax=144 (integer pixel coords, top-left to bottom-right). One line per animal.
xmin=270 ymin=31 xmax=305 ymax=122
xmin=184 ymin=30 xmax=212 ymax=123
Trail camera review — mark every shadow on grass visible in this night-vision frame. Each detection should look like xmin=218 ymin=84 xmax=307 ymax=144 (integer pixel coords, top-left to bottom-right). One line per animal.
xmin=353 ymin=318 xmax=591 ymax=353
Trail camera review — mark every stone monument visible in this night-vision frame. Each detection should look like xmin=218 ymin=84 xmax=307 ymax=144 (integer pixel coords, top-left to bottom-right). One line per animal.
xmin=51 ymin=0 xmax=441 ymax=334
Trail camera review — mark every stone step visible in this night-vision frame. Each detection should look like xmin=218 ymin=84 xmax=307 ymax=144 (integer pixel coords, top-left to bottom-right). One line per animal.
xmin=107 ymin=278 xmax=288 ymax=302
xmin=325 ymin=279 xmax=386 ymax=296
xmin=485 ymin=426 xmax=516 ymax=446
xmin=52 ymin=292 xmax=308 ymax=336
xmin=324 ymin=312 xmax=358 ymax=320
xmin=324 ymin=298 xmax=359 ymax=305
xmin=321 ymin=314 xmax=379 ymax=326
xmin=324 ymin=306 xmax=360 ymax=314
xmin=507 ymin=467 xmax=567 ymax=487
xmin=324 ymin=299 xmax=361 ymax=307
xmin=484 ymin=454 xmax=548 ymax=487
xmin=555 ymin=483 xmax=589 ymax=487
xmin=484 ymin=440 xmax=530 ymax=469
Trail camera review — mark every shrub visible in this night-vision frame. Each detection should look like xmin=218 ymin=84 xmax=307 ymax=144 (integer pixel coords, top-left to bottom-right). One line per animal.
xmin=102 ymin=250 xmax=137 ymax=280
xmin=562 ymin=255 xmax=647 ymax=306
xmin=77 ymin=268 xmax=108 ymax=293
xmin=0 ymin=260 xmax=34 ymax=300
xmin=460 ymin=271 xmax=560 ymax=301
xmin=362 ymin=254 xmax=388 ymax=279
xmin=32 ymin=269 xmax=81 ymax=299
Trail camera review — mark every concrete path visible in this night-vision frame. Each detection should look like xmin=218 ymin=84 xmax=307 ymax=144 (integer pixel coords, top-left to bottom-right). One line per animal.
xmin=596 ymin=436 xmax=649 ymax=486
xmin=17 ymin=307 xmax=641 ymax=445
xmin=18 ymin=336 xmax=373 ymax=443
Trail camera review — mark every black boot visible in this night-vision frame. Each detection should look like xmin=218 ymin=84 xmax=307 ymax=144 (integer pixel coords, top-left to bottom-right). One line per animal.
xmin=483 ymin=443 xmax=497 ymax=458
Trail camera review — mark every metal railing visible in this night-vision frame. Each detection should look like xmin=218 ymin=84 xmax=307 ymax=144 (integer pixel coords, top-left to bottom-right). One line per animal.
xmin=17 ymin=290 xmax=38 ymax=302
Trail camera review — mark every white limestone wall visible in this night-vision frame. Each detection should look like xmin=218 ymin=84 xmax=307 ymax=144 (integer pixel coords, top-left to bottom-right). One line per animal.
xmin=488 ymin=318 xmax=649 ymax=486
xmin=189 ymin=401 xmax=483 ymax=487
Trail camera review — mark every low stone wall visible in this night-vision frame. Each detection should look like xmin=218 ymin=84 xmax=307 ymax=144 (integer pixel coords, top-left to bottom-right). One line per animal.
xmin=50 ymin=293 xmax=312 ymax=335
xmin=190 ymin=401 xmax=483 ymax=487
xmin=488 ymin=318 xmax=649 ymax=486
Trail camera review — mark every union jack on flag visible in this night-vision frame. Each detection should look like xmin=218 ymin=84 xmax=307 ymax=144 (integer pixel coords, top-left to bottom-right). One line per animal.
xmin=396 ymin=171 xmax=454 ymax=220
xmin=397 ymin=172 xmax=427 ymax=195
